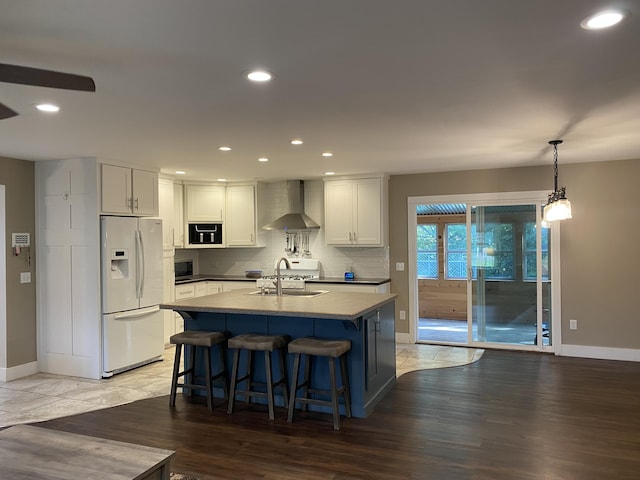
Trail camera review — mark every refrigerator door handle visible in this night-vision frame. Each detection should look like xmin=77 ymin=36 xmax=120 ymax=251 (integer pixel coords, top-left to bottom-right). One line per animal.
xmin=135 ymin=229 xmax=144 ymax=299
xmin=113 ymin=305 xmax=160 ymax=320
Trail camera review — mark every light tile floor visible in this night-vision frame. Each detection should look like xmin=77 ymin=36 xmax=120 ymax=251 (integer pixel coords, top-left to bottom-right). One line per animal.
xmin=0 ymin=344 xmax=483 ymax=428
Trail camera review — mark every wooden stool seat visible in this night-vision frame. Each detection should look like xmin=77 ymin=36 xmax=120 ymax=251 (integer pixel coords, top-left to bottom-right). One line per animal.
xmin=287 ymin=337 xmax=352 ymax=430
xmin=169 ymin=330 xmax=228 ymax=412
xmin=227 ymin=334 xmax=290 ymax=420
xmin=228 ymin=333 xmax=288 ymax=351
xmin=288 ymin=337 xmax=351 ymax=357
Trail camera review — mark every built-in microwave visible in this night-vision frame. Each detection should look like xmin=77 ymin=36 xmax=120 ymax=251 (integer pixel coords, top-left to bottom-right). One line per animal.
xmin=187 ymin=223 xmax=223 ymax=246
xmin=174 ymin=260 xmax=193 ymax=278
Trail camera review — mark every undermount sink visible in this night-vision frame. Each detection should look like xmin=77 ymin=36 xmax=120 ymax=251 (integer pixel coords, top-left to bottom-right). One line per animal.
xmin=247 ymin=289 xmax=329 ymax=298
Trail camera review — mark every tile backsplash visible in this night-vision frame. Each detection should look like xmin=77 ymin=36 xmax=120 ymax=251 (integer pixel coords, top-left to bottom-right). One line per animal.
xmin=178 ymin=179 xmax=389 ymax=279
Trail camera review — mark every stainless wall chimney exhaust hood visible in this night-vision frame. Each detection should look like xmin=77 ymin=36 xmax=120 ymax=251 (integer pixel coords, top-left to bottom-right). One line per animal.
xmin=262 ymin=180 xmax=320 ymax=230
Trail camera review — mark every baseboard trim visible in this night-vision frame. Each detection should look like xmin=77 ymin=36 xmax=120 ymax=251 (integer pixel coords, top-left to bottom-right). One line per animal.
xmin=560 ymin=344 xmax=640 ymax=362
xmin=396 ymin=333 xmax=412 ymax=344
xmin=0 ymin=361 xmax=38 ymax=382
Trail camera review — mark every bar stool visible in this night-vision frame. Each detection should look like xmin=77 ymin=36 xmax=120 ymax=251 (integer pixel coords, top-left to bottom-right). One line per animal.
xmin=169 ymin=330 xmax=229 ymax=412
xmin=226 ymin=333 xmax=290 ymax=420
xmin=287 ymin=337 xmax=352 ymax=430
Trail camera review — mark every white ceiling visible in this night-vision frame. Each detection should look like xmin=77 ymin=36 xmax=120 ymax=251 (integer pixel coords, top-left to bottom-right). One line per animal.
xmin=1 ymin=0 xmax=639 ymax=182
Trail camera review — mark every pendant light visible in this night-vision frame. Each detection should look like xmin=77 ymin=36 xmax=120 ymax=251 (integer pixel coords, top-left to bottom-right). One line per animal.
xmin=543 ymin=140 xmax=572 ymax=222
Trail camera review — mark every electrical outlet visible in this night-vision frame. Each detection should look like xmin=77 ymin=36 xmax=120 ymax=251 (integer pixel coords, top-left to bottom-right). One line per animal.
xmin=399 ymin=310 xmax=406 ymax=320
xmin=20 ymin=272 xmax=31 ymax=283
xmin=395 ymin=262 xmax=405 ymax=271
xmin=569 ymin=319 xmax=577 ymax=330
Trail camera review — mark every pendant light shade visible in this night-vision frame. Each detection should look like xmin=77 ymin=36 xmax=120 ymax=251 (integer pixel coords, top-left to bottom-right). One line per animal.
xmin=543 ymin=140 xmax=572 ymax=222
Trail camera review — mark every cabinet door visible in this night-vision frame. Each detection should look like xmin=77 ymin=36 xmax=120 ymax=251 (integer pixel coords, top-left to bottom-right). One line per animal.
xmin=101 ymin=164 xmax=132 ymax=214
xmin=324 ymin=180 xmax=354 ymax=245
xmin=173 ymin=183 xmax=184 ymax=247
xmin=158 ymin=178 xmax=174 ymax=249
xmin=194 ymin=282 xmax=207 ymax=297
xmin=226 ymin=184 xmax=256 ymax=246
xmin=132 ymin=169 xmax=159 ymax=216
xmin=185 ymin=185 xmax=225 ymax=222
xmin=175 ymin=284 xmax=195 ymax=300
xmin=206 ymin=282 xmax=223 ymax=295
xmin=174 ymin=284 xmax=194 ymax=334
xmin=353 ymin=177 xmax=382 ymax=245
xmin=222 ymin=281 xmax=251 ymax=292
xmin=365 ymin=310 xmax=380 ymax=392
xmin=162 ymin=255 xmax=176 ymax=344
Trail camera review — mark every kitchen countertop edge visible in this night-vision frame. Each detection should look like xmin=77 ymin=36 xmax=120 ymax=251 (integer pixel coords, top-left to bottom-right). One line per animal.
xmin=175 ymin=275 xmax=390 ymax=286
xmin=161 ymin=289 xmax=397 ymax=321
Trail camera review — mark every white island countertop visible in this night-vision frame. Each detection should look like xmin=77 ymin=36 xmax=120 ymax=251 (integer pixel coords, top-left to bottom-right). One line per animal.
xmin=161 ymin=288 xmax=397 ymax=321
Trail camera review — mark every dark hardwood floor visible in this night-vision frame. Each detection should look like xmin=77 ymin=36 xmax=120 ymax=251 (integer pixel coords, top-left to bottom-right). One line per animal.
xmin=36 ymin=350 xmax=640 ymax=479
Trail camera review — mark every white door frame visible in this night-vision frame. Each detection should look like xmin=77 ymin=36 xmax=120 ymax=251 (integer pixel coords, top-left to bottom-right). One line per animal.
xmin=407 ymin=191 xmax=562 ymax=353
xmin=0 ymin=185 xmax=6 ymax=379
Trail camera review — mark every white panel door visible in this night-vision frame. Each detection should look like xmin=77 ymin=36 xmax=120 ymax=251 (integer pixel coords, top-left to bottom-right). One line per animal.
xmin=138 ymin=218 xmax=164 ymax=308
xmin=101 ymin=216 xmax=138 ymax=313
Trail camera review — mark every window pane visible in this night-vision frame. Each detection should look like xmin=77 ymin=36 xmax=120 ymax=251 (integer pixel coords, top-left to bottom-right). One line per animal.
xmin=447 ymin=252 xmax=467 ymax=279
xmin=417 ymin=224 xmax=437 ymax=279
xmin=472 ymin=222 xmax=514 ymax=280
xmin=523 ymin=222 xmax=549 ymax=281
xmin=447 ymin=224 xmax=466 ymax=250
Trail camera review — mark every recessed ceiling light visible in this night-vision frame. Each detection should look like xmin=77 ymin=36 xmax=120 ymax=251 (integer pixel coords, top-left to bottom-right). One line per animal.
xmin=246 ymin=70 xmax=273 ymax=82
xmin=325 ymin=171 xmax=336 ymax=176
xmin=219 ymin=146 xmax=232 ymax=151
xmin=258 ymin=157 xmax=269 ymax=162
xmin=175 ymin=170 xmax=187 ymax=175
xmin=290 ymin=139 xmax=303 ymax=145
xmin=581 ymin=10 xmax=628 ymax=29
xmin=322 ymin=152 xmax=334 ymax=157
xmin=36 ymin=103 xmax=60 ymax=113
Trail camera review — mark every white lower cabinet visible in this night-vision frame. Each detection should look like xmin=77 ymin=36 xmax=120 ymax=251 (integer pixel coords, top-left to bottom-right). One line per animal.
xmin=222 ymin=281 xmax=252 ymax=292
xmin=194 ymin=282 xmax=207 ymax=298
xmin=206 ymin=282 xmax=223 ymax=295
xmin=173 ymin=284 xmax=195 ymax=335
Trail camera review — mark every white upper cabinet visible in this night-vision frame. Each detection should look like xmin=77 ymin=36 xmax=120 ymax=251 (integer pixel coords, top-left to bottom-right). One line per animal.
xmin=225 ymin=183 xmax=259 ymax=247
xmin=157 ymin=177 xmax=175 ymax=249
xmin=173 ymin=182 xmax=184 ymax=248
xmin=101 ymin=164 xmax=158 ymax=216
xmin=185 ymin=184 xmax=225 ymax=222
xmin=324 ymin=176 xmax=387 ymax=246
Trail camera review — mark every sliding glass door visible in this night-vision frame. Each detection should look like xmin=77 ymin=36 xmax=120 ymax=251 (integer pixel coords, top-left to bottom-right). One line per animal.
xmin=411 ymin=193 xmax=554 ymax=351
xmin=470 ymin=205 xmax=550 ymax=347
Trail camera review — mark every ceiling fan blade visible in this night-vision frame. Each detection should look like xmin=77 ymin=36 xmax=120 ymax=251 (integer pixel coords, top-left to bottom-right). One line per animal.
xmin=0 ymin=63 xmax=96 ymax=92
xmin=0 ymin=102 xmax=19 ymax=120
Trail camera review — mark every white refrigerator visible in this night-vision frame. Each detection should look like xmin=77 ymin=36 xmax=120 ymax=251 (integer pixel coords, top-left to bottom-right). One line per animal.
xmin=101 ymin=216 xmax=164 ymax=377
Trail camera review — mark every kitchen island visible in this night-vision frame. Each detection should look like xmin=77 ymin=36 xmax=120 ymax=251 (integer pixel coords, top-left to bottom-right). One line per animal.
xmin=161 ymin=289 xmax=397 ymax=418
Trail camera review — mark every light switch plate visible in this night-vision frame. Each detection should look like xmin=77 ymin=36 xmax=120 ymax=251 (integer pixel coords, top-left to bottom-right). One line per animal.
xmin=395 ymin=262 xmax=405 ymax=271
xmin=20 ymin=272 xmax=31 ymax=283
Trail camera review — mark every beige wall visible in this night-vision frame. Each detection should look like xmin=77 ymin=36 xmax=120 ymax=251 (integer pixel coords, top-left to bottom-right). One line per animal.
xmin=389 ymin=158 xmax=640 ymax=350
xmin=0 ymin=157 xmax=37 ymax=368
